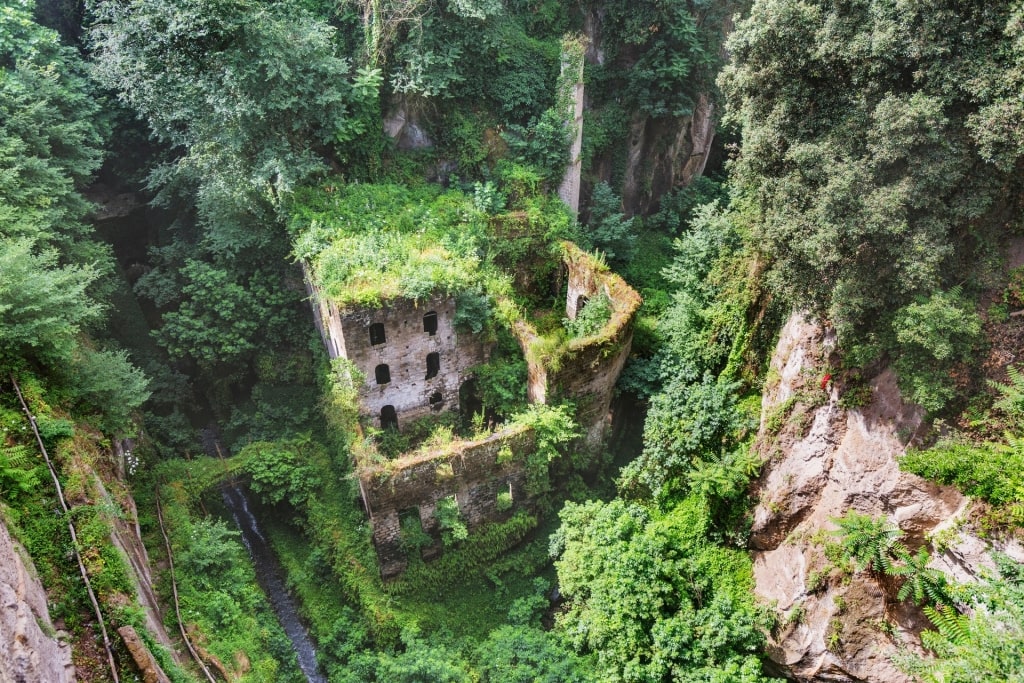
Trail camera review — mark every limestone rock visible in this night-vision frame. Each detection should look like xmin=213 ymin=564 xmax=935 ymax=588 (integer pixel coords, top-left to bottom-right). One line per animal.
xmin=383 ymin=105 xmax=433 ymax=150
xmin=751 ymin=312 xmax=970 ymax=682
xmin=0 ymin=517 xmax=75 ymax=683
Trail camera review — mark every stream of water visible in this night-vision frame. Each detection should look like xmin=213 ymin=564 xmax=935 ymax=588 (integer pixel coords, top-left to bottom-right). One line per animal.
xmin=221 ymin=484 xmax=328 ymax=683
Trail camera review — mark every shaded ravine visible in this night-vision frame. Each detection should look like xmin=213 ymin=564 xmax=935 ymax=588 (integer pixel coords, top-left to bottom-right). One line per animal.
xmin=221 ymin=483 xmax=328 ymax=683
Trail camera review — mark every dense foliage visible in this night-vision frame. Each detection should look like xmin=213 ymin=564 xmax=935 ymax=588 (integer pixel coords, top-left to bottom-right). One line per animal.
xmin=722 ymin=0 xmax=1024 ymax=405
xmin=553 ymin=498 xmax=775 ymax=682
xmin=1 ymin=1 xmax=148 ymax=423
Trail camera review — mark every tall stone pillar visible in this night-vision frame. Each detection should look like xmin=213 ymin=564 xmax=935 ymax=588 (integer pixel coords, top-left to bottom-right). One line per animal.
xmin=557 ymin=36 xmax=586 ymax=217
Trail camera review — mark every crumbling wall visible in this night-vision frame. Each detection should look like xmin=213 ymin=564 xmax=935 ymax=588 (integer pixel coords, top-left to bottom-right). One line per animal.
xmin=304 ymin=283 xmax=490 ymax=429
xmin=360 ymin=426 xmax=536 ymax=578
xmin=519 ymin=243 xmax=642 ymax=447
xmin=307 ymin=242 xmax=638 ymax=578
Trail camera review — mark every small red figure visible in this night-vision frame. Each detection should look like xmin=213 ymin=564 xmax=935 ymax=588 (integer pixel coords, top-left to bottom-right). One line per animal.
xmin=820 ymin=373 xmax=832 ymax=391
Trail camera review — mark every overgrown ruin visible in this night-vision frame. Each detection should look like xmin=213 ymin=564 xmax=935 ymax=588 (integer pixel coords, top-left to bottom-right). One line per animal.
xmin=304 ymin=233 xmax=640 ymax=577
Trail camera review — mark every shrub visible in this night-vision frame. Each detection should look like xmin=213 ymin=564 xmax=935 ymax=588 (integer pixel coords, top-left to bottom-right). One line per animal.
xmin=892 ymin=288 xmax=982 ymax=412
xmin=563 ymin=291 xmax=613 ymax=339
xmin=435 ymin=496 xmax=468 ymax=545
xmin=901 ymin=437 xmax=1024 ymax=507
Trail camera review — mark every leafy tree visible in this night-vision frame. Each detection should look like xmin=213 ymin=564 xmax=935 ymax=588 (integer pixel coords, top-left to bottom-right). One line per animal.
xmin=657 ymin=203 xmax=752 ymax=382
xmin=1 ymin=0 xmax=104 ymax=251
xmin=156 ymin=258 xmax=296 ymax=366
xmin=242 ymin=439 xmax=322 ymax=509
xmin=891 ymin=287 xmax=982 ymax=411
xmin=551 ymin=498 xmax=778 ymax=683
xmin=0 ymin=3 xmax=150 ymax=439
xmin=721 ymin=0 xmax=1024 ymax=346
xmin=89 ymin=0 xmax=379 ymax=193
xmin=585 ymin=0 xmax=735 ymax=119
xmin=585 ymin=182 xmax=637 ymax=265
xmin=345 ymin=629 xmax=475 ymax=683
xmin=0 ymin=238 xmax=101 ymax=371
xmin=68 ymin=347 xmax=151 ymax=433
xmin=623 ymin=372 xmax=746 ymax=499
xmin=474 ymin=625 xmax=592 ymax=683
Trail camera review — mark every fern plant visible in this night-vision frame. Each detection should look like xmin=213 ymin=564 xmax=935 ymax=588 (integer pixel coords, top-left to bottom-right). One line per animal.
xmin=833 ymin=511 xmax=906 ymax=574
xmin=921 ymin=604 xmax=970 ymax=647
xmin=893 ymin=547 xmax=954 ymax=606
xmin=0 ymin=444 xmax=40 ymax=498
xmin=989 ymin=364 xmax=1024 ymax=422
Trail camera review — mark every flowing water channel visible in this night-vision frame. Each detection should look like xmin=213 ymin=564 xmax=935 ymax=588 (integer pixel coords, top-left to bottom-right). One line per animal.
xmin=221 ymin=483 xmax=328 ymax=683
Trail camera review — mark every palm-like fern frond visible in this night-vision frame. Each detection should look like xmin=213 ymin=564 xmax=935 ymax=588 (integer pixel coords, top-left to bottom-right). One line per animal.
xmin=923 ymin=604 xmax=970 ymax=646
xmin=989 ymin=364 xmax=1024 ymax=421
xmin=0 ymin=443 xmax=40 ymax=496
xmin=893 ymin=547 xmax=953 ymax=606
xmin=833 ymin=511 xmax=906 ymax=573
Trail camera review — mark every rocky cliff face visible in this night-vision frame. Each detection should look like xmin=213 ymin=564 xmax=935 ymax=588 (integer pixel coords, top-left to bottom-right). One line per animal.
xmin=0 ymin=516 xmax=75 ymax=683
xmin=749 ymin=314 xmax=1012 ymax=682
xmin=618 ymin=95 xmax=715 ymax=216
xmin=581 ymin=5 xmax=719 ymax=218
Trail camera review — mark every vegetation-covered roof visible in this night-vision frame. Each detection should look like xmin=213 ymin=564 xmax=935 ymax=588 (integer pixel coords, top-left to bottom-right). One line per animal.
xmin=289 ymin=182 xmax=492 ymax=308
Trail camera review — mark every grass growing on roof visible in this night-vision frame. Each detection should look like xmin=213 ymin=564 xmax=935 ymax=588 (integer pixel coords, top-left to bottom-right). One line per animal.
xmin=290 ymin=182 xmax=493 ymax=308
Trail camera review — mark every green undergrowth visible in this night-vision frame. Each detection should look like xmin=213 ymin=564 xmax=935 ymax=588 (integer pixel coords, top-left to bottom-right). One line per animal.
xmin=142 ymin=463 xmax=303 ymax=682
xmin=0 ymin=378 xmax=190 ymax=682
xmin=288 ymin=180 xmax=576 ymax=317
xmin=260 ymin=513 xmax=374 ymax=676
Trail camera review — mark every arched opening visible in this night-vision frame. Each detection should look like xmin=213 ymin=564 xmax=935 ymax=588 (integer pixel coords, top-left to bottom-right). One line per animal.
xmin=375 ymin=363 xmax=391 ymax=385
xmin=575 ymin=295 xmax=589 ymax=317
xmin=425 ymin=352 xmax=440 ymax=379
xmin=429 ymin=391 xmax=444 ymax=411
xmin=459 ymin=379 xmax=482 ymax=421
xmin=380 ymin=405 xmax=398 ymax=430
xmin=369 ymin=322 xmax=386 ymax=346
xmin=423 ymin=311 xmax=438 ymax=336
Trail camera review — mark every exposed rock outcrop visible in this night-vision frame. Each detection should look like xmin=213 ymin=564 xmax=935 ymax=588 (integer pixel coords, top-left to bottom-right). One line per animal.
xmin=619 ymin=94 xmax=716 ymax=216
xmin=751 ymin=313 xmax=967 ymax=682
xmin=0 ymin=516 xmax=75 ymax=683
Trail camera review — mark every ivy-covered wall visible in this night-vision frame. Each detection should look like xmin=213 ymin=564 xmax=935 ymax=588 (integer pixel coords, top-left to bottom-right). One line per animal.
xmin=359 ymin=425 xmax=536 ymax=578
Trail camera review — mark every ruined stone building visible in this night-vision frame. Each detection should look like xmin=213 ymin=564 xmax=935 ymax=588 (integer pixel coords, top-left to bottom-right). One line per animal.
xmin=303 ymin=240 xmax=638 ymax=577
xmin=308 ymin=292 xmax=489 ymax=430
xmin=304 ymin=241 xmax=640 ymax=577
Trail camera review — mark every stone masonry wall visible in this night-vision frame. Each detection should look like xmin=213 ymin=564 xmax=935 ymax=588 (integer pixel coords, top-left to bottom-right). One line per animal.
xmin=518 ymin=243 xmax=642 ymax=447
xmin=555 ymin=243 xmax=641 ymax=444
xmin=360 ymin=426 xmax=536 ymax=578
xmin=304 ymin=280 xmax=490 ymax=430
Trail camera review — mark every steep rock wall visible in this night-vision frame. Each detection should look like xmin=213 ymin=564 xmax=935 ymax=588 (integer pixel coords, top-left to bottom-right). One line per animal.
xmin=0 ymin=516 xmax=75 ymax=683
xmin=751 ymin=314 xmax=965 ymax=682
xmin=581 ymin=5 xmax=720 ymax=217
xmin=619 ymin=95 xmax=715 ymax=216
